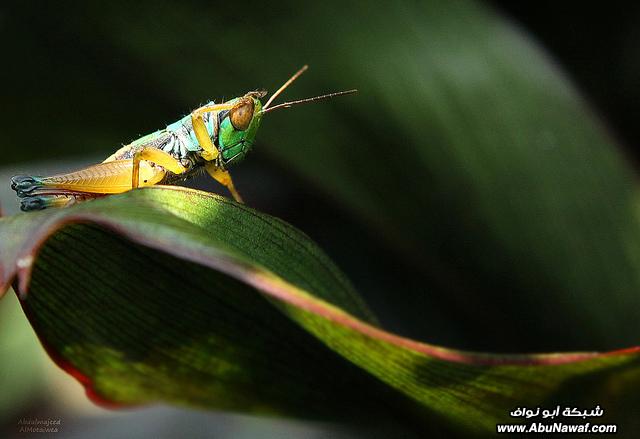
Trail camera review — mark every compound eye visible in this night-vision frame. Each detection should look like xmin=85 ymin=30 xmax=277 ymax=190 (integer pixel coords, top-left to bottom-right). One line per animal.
xmin=229 ymin=99 xmax=254 ymax=131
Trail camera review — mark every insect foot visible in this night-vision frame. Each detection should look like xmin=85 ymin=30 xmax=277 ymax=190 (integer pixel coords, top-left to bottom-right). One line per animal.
xmin=19 ymin=196 xmax=47 ymax=212
xmin=11 ymin=175 xmax=42 ymax=197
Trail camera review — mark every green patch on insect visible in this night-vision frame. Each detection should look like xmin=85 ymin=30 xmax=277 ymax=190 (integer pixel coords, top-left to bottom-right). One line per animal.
xmin=11 ymin=66 xmax=356 ymax=211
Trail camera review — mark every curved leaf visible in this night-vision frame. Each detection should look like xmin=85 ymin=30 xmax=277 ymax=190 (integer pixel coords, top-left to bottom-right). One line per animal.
xmin=82 ymin=0 xmax=640 ymax=351
xmin=1 ymin=187 xmax=638 ymax=433
xmin=6 ymin=0 xmax=640 ymax=351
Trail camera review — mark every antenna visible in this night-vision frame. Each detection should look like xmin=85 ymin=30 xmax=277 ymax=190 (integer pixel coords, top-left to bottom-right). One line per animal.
xmin=261 ymin=89 xmax=358 ymax=114
xmin=263 ymin=65 xmax=309 ymax=110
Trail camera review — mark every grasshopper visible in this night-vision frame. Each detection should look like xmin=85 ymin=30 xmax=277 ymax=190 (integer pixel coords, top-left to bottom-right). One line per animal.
xmin=11 ymin=66 xmax=355 ymax=211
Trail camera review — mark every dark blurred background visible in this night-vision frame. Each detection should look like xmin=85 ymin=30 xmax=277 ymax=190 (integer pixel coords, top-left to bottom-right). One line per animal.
xmin=3 ymin=2 xmax=640 ymax=165
xmin=1 ymin=1 xmax=639 ymax=437
xmin=492 ymin=2 xmax=640 ymax=162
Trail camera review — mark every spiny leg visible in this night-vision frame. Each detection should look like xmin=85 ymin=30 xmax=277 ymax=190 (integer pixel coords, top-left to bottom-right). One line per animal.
xmin=132 ymin=147 xmax=187 ymax=189
xmin=205 ymin=162 xmax=243 ymax=203
xmin=191 ymin=103 xmax=235 ymax=161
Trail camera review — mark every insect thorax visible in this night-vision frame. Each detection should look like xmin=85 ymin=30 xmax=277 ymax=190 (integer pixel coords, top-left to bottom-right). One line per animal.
xmin=116 ymin=100 xmax=259 ymax=173
xmin=164 ymin=112 xmax=213 ymax=156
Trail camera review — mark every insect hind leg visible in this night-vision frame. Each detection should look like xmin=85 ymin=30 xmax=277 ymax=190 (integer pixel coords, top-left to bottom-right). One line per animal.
xmin=18 ymin=194 xmax=97 ymax=212
xmin=11 ymin=175 xmax=44 ymax=196
xmin=12 ymin=173 xmax=107 ymax=211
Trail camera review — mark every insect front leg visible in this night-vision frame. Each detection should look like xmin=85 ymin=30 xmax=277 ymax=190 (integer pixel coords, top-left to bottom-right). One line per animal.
xmin=131 ymin=147 xmax=187 ymax=188
xmin=205 ymin=162 xmax=243 ymax=203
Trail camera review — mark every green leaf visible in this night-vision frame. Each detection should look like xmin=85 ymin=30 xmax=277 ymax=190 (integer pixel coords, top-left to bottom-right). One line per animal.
xmin=1 ymin=187 xmax=638 ymax=433
xmin=257 ymin=1 xmax=640 ymax=350
xmin=58 ymin=0 xmax=640 ymax=350
xmin=234 ymin=1 xmax=640 ymax=350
